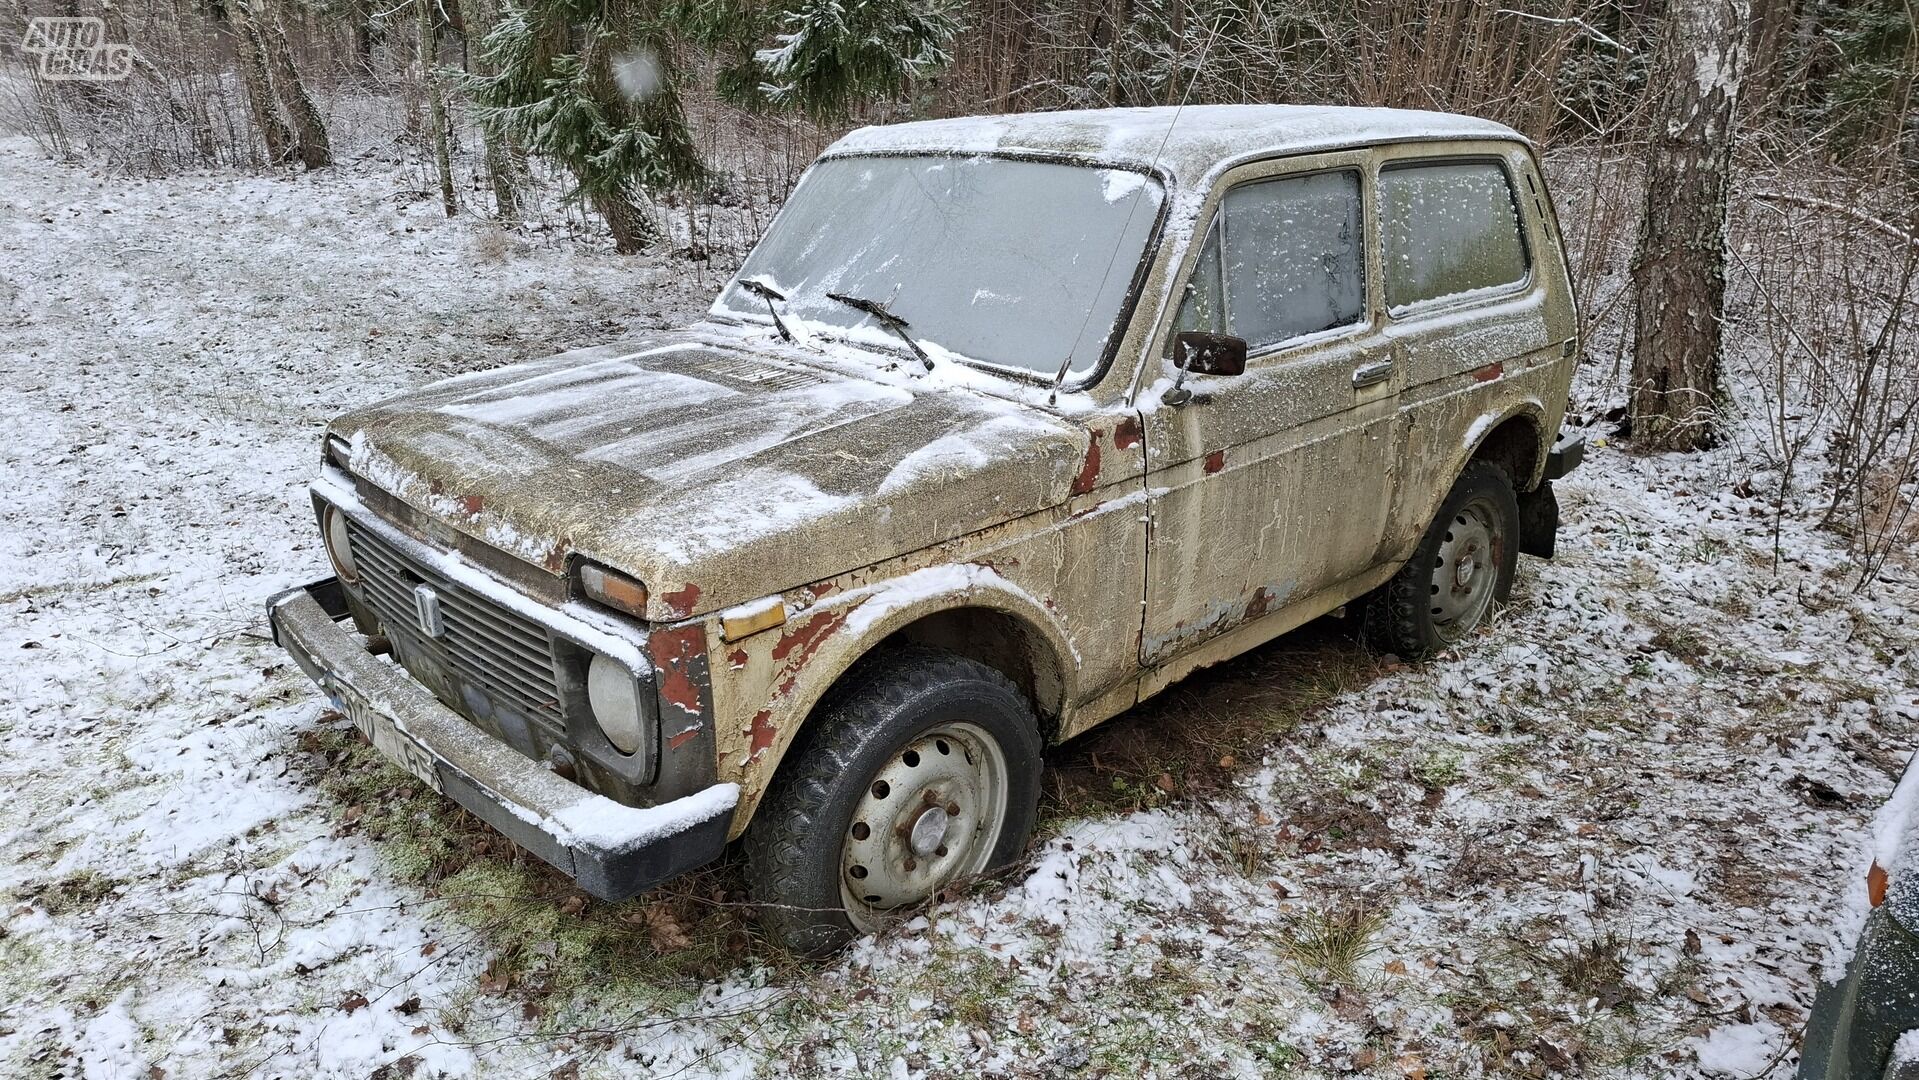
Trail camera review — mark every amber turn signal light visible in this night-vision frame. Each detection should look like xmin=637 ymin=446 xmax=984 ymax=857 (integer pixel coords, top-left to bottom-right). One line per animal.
xmin=578 ymin=564 xmax=650 ymax=618
xmin=1870 ymin=861 xmax=1890 ymax=908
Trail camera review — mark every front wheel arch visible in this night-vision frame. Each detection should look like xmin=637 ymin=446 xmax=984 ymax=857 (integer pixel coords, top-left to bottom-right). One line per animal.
xmin=722 ymin=572 xmax=1075 ymax=835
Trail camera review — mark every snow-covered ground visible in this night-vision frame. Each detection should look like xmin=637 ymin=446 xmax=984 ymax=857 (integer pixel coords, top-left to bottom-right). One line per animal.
xmin=1 ymin=134 xmax=1915 ymax=1079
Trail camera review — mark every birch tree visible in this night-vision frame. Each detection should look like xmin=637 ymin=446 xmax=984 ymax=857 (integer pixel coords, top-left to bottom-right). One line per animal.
xmin=1629 ymin=0 xmax=1749 ymax=451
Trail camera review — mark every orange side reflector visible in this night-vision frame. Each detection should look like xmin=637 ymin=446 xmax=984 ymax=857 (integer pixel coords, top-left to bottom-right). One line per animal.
xmin=721 ymin=602 xmax=787 ymax=643
xmin=1870 ymin=861 xmax=1890 ymax=907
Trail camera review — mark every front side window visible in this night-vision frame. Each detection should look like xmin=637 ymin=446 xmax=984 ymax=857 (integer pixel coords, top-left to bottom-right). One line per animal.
xmin=1380 ymin=160 xmax=1529 ymax=312
xmin=1171 ymin=170 xmax=1366 ymax=352
xmin=1173 ymin=224 xmax=1224 ymax=336
xmin=1221 ymin=170 xmax=1366 ymax=349
xmin=713 ymin=155 xmax=1164 ymax=381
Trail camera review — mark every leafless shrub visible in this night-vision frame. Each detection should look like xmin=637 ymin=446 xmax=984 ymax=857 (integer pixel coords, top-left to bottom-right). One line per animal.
xmin=1725 ymin=157 xmax=1919 ymax=585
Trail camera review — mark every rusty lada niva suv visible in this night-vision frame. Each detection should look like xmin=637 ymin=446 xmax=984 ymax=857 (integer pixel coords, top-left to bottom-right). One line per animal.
xmin=269 ymin=104 xmax=1585 ymax=953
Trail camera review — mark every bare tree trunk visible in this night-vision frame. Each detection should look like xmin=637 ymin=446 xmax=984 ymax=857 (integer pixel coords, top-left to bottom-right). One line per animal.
xmin=418 ymin=0 xmax=458 ymax=216
xmin=349 ymin=0 xmax=377 ymax=72
xmin=230 ymin=4 xmax=294 ymax=165
xmin=592 ymin=192 xmax=648 ymax=255
xmin=462 ymin=0 xmax=531 ymax=223
xmin=1629 ymin=0 xmax=1750 ymax=452
xmin=579 ymin=34 xmax=650 ymax=253
xmin=1742 ymin=0 xmax=1798 ymax=124
xmin=253 ymin=0 xmax=332 ymax=168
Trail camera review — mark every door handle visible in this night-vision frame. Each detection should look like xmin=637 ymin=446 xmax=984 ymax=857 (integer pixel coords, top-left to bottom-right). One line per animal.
xmin=1352 ymin=359 xmax=1394 ymax=389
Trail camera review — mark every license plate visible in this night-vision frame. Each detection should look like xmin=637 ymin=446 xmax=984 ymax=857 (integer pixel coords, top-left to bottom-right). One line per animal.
xmin=328 ymin=675 xmax=444 ymax=794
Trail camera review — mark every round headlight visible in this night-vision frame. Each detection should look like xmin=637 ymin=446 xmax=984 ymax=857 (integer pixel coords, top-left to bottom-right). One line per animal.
xmin=323 ymin=504 xmax=358 ymax=583
xmin=587 ymin=654 xmax=644 ymax=754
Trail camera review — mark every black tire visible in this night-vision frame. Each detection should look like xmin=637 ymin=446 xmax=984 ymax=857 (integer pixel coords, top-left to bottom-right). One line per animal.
xmin=1364 ymin=461 xmax=1519 ymax=657
xmin=742 ymin=646 xmax=1043 ymax=955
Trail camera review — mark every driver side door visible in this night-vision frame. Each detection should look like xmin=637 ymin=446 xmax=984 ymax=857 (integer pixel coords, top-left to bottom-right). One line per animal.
xmin=1138 ymin=151 xmax=1399 ymax=668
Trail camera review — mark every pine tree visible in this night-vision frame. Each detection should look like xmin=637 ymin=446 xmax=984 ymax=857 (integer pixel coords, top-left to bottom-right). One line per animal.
xmin=1809 ymin=0 xmax=1916 ymax=165
xmin=744 ymin=0 xmax=959 ymax=120
xmin=469 ymin=0 xmax=957 ymax=251
xmin=468 ymin=0 xmax=704 ymax=253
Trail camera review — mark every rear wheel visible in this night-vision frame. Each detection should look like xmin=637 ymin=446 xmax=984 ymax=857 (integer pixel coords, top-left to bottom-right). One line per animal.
xmin=743 ymin=647 xmax=1042 ymax=955
xmin=1365 ymin=461 xmax=1519 ymax=656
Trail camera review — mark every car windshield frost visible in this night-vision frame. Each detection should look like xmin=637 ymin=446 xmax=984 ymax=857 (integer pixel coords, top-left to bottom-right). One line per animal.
xmin=713 ymin=154 xmax=1164 ymax=381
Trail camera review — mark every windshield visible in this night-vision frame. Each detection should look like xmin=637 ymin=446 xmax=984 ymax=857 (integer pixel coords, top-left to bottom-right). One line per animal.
xmin=712 ymin=155 xmax=1164 ymax=381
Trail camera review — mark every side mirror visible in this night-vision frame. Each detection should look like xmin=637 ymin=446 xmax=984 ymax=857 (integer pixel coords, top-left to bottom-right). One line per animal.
xmin=1172 ymin=331 xmax=1248 ymax=377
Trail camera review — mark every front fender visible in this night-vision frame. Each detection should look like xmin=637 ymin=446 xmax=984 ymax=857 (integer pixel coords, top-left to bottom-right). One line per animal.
xmin=710 ymin=564 xmax=1078 ymax=834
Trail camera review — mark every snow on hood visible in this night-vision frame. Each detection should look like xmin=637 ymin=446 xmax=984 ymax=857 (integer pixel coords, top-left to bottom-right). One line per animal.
xmin=333 ymin=330 xmax=1087 ymax=618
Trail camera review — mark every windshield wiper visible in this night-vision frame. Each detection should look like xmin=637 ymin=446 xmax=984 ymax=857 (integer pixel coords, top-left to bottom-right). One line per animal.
xmin=738 ymin=277 xmax=794 ymax=342
xmin=824 ymin=291 xmax=935 ymax=373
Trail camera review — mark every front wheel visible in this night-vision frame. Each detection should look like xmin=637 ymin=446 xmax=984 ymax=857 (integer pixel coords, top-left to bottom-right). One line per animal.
xmin=743 ymin=647 xmax=1042 ymax=955
xmin=1365 ymin=461 xmax=1519 ymax=656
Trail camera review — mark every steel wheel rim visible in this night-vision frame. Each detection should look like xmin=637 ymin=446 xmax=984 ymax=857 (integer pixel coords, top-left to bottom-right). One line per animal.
xmin=840 ymin=722 xmax=1010 ymax=930
xmin=1429 ymin=495 xmax=1502 ymax=641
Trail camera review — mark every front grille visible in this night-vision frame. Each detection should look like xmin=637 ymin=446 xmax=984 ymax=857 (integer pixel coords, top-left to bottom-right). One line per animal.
xmin=344 ymin=519 xmax=566 ymax=738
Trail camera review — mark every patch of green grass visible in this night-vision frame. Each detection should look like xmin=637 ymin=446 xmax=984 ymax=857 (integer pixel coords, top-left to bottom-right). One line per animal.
xmin=1413 ymin=747 xmax=1467 ymax=788
xmin=30 ymin=869 xmax=123 ymax=915
xmin=1278 ymin=905 xmax=1387 ymax=988
xmin=1247 ymin=1030 xmax=1306 ymax=1073
xmin=298 ymin=722 xmax=789 ymax=1023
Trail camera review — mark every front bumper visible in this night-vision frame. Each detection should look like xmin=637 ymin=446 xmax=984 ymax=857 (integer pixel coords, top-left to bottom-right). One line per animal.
xmin=268 ymin=577 xmax=736 ymax=900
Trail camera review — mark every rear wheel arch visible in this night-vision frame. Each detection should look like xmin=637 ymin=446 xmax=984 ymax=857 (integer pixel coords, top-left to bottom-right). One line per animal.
xmin=1465 ymin=406 xmax=1548 ymax=492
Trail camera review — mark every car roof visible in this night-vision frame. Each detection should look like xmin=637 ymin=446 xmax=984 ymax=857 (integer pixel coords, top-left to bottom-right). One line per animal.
xmin=824 ymin=105 xmax=1526 ymax=191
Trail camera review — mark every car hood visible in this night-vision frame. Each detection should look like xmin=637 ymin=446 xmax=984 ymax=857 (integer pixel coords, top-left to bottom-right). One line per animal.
xmin=330 ymin=330 xmax=1090 ymax=619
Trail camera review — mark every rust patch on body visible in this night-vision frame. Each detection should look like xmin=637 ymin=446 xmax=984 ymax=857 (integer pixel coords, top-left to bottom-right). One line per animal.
xmin=1114 ymin=416 xmax=1142 ymax=450
xmin=459 ymin=494 xmax=485 ymax=516
xmin=1070 ymin=434 xmax=1103 ymax=496
xmin=1203 ymin=449 xmax=1227 ymax=474
xmin=660 ymin=582 xmax=702 ymax=618
xmin=748 ymin=709 xmax=778 ymax=758
xmin=650 ymin=623 xmax=708 ymax=721
xmin=667 ymin=727 xmax=699 ymax=750
xmin=772 ymin=609 xmax=848 ymax=664
xmin=1246 ymin=586 xmax=1274 ymax=619
xmin=726 ymin=647 xmax=749 ymax=669
xmin=1473 ymin=361 xmax=1505 ymax=383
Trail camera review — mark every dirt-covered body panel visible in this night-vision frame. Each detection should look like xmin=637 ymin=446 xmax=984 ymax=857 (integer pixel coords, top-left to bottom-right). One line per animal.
xmin=286 ymin=104 xmax=1581 ymax=873
xmin=330 ymin=328 xmax=1092 ymax=621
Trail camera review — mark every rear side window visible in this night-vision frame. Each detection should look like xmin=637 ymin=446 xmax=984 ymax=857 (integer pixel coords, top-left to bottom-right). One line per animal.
xmin=1380 ymin=160 xmax=1529 ymax=312
xmin=1172 ymin=170 xmax=1365 ymax=352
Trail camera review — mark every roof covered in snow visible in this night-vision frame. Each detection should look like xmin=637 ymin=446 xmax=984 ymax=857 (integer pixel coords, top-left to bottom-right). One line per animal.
xmin=825 ymin=105 xmax=1525 ymax=189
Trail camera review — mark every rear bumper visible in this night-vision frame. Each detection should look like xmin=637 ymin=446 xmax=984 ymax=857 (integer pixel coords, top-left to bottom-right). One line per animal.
xmin=1545 ymin=430 xmax=1586 ymax=481
xmin=268 ymin=577 xmax=736 ymax=900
